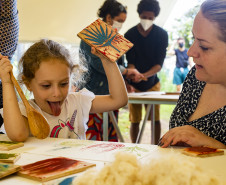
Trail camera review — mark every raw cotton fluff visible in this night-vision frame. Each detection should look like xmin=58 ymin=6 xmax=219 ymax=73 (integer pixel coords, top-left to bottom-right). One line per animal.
xmin=73 ymin=152 xmax=142 ymax=185
xmin=139 ymin=154 xmax=220 ymax=185
xmin=73 ymin=152 xmax=220 ymax=185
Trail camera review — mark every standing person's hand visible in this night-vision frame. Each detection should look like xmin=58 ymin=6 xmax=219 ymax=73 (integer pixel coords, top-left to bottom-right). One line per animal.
xmin=159 ymin=125 xmax=225 ymax=149
xmin=126 ymin=68 xmax=145 ymax=83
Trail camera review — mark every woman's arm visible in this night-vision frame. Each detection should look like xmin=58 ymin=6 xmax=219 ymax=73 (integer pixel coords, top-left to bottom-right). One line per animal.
xmin=90 ymin=48 xmax=128 ymax=113
xmin=0 ymin=56 xmax=29 ymax=141
xmin=160 ymin=125 xmax=226 ymax=149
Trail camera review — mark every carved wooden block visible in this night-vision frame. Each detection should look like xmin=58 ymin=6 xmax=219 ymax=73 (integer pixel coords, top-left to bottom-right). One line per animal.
xmin=78 ymin=19 xmax=133 ymax=62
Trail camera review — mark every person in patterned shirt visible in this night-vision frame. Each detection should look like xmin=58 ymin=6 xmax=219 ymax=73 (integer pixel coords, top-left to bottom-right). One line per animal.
xmin=160 ymin=0 xmax=226 ymax=149
xmin=0 ymin=0 xmax=19 ymax=129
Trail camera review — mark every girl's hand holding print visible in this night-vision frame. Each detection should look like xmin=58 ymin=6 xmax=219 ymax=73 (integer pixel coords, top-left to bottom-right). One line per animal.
xmin=89 ymin=47 xmax=128 ymax=114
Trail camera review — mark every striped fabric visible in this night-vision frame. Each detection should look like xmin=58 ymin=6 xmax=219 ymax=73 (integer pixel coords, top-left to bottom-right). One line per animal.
xmin=86 ymin=111 xmax=119 ymax=142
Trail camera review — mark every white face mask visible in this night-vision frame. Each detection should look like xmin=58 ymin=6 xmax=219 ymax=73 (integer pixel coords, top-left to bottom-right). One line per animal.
xmin=112 ymin=20 xmax=123 ymax=32
xmin=140 ymin=19 xmax=153 ymax=31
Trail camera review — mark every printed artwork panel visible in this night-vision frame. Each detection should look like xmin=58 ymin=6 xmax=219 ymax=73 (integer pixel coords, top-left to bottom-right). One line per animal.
xmin=0 ymin=153 xmax=20 ymax=163
xmin=18 ymin=157 xmax=95 ymax=182
xmin=0 ymin=163 xmax=20 ymax=179
xmin=0 ymin=141 xmax=24 ymax=150
xmin=77 ymin=19 xmax=133 ymax=62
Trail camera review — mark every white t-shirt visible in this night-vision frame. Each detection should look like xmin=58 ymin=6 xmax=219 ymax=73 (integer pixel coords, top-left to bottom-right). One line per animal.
xmin=0 ymin=88 xmax=95 ymax=139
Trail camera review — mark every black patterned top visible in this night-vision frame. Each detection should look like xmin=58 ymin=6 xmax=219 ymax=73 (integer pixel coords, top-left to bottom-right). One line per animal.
xmin=169 ymin=66 xmax=226 ymax=145
xmin=0 ymin=0 xmax=19 ymax=127
xmin=0 ymin=0 xmax=19 ymax=60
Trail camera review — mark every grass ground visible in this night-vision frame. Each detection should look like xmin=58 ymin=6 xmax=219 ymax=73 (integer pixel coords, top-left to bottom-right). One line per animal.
xmin=118 ymin=56 xmax=178 ymax=143
xmin=118 ymin=104 xmax=176 ymax=143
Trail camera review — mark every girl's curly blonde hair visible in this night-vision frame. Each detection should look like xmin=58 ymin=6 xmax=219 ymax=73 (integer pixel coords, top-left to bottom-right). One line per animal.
xmin=18 ymin=39 xmax=87 ymax=89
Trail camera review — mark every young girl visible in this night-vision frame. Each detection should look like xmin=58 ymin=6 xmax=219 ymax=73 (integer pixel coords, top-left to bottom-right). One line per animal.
xmin=0 ymin=39 xmax=128 ymax=142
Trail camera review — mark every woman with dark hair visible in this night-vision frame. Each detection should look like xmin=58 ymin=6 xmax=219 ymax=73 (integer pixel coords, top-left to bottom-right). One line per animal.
xmin=0 ymin=0 xmax=19 ymax=129
xmin=80 ymin=0 xmax=143 ymax=142
xmin=160 ymin=0 xmax=226 ymax=149
xmin=97 ymin=0 xmax=127 ymax=31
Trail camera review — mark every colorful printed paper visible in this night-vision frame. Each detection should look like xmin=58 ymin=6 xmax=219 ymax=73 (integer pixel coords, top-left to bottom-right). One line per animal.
xmin=27 ymin=138 xmax=158 ymax=162
xmin=77 ymin=18 xmax=133 ymax=62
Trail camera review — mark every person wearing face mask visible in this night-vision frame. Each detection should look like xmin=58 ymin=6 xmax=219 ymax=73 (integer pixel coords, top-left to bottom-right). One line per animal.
xmin=168 ymin=37 xmax=193 ymax=92
xmin=124 ymin=0 xmax=168 ymax=144
xmin=79 ymin=0 xmax=144 ymax=142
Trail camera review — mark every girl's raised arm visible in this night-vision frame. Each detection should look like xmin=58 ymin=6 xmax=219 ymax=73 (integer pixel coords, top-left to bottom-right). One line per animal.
xmin=90 ymin=47 xmax=128 ymax=113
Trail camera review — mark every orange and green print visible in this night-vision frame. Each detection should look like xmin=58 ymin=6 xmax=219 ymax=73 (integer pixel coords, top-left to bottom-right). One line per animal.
xmin=78 ymin=19 xmax=133 ymax=62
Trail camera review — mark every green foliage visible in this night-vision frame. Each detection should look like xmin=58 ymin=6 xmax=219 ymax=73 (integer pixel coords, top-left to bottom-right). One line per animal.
xmin=170 ymin=4 xmax=201 ymax=48
xmin=158 ymin=68 xmax=176 ymax=92
xmin=160 ymin=105 xmax=175 ymax=121
xmin=118 ymin=107 xmax=130 ymax=140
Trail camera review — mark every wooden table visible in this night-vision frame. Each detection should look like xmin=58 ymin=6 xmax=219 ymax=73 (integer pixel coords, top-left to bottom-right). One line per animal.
xmin=128 ymin=93 xmax=179 ymax=144
xmin=0 ymin=135 xmax=225 ymax=184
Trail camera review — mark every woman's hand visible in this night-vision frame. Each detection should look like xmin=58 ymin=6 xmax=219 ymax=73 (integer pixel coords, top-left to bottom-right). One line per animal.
xmin=159 ymin=125 xmax=225 ymax=149
xmin=0 ymin=54 xmax=13 ymax=84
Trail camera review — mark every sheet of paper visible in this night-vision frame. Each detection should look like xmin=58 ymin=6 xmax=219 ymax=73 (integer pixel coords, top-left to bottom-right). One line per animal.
xmin=128 ymin=91 xmax=165 ymax=96
xmin=26 ymin=139 xmax=158 ymax=162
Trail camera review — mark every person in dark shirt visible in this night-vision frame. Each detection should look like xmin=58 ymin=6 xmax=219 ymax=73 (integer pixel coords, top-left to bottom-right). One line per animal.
xmin=168 ymin=37 xmax=192 ymax=91
xmin=125 ymin=0 xmax=168 ymax=144
xmin=0 ymin=0 xmax=19 ymax=129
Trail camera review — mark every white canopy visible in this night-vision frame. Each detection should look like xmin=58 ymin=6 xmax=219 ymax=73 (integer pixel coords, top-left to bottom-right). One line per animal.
xmin=18 ymin=0 xmax=178 ymax=45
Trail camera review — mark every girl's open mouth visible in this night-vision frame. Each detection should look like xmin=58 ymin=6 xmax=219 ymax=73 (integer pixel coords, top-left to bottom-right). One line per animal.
xmin=48 ymin=101 xmax=61 ymax=116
